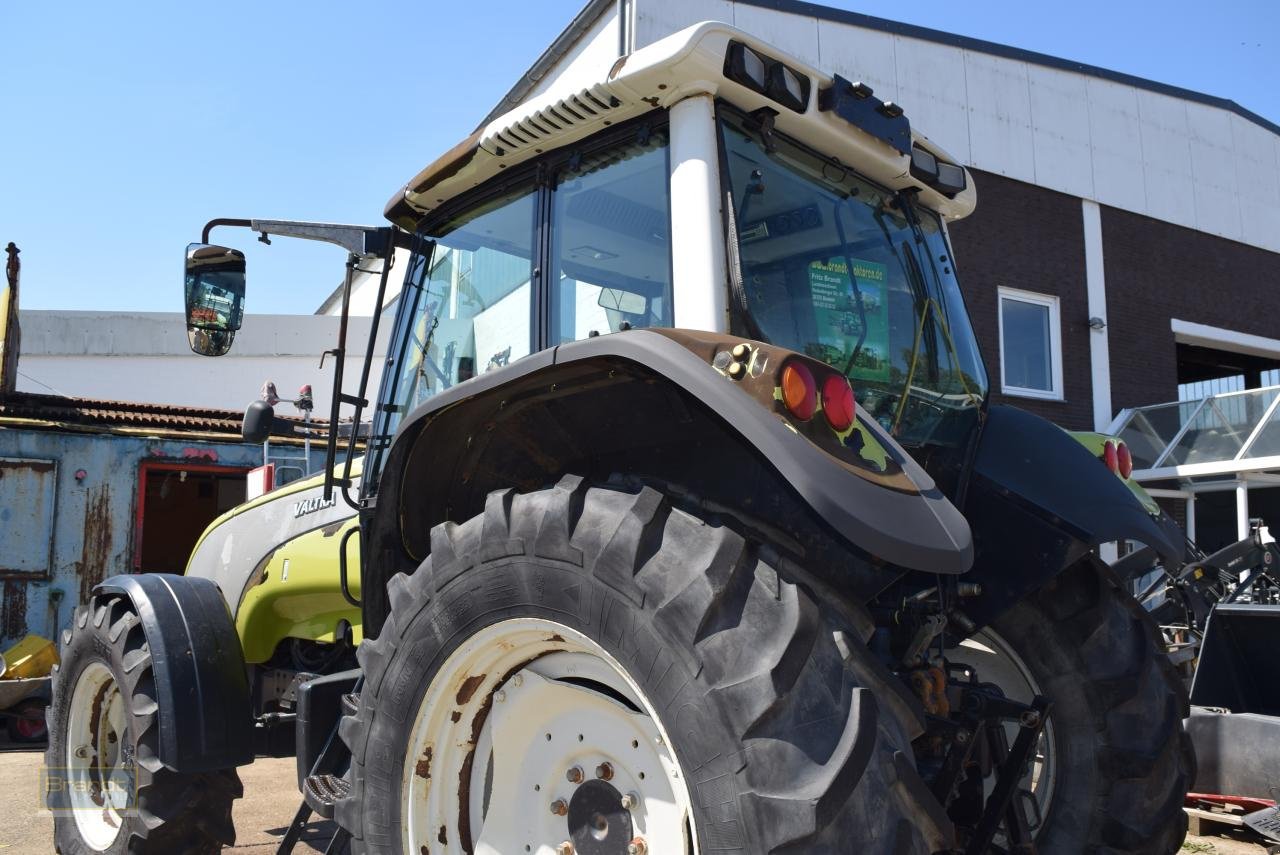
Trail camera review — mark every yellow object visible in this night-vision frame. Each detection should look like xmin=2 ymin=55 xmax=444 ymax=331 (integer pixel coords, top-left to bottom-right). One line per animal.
xmin=1 ymin=635 xmax=59 ymax=680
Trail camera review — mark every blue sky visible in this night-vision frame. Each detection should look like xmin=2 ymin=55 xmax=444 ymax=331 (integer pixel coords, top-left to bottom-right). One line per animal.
xmin=3 ymin=1 xmax=1276 ymax=315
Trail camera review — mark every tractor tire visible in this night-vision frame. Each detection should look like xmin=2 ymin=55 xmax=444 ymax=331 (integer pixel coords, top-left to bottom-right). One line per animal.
xmin=953 ymin=559 xmax=1195 ymax=854
xmin=335 ymin=476 xmax=953 ymax=854
xmin=45 ymin=595 xmax=242 ymax=854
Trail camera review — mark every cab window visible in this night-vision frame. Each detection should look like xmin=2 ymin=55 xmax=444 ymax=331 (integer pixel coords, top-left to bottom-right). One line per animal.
xmin=550 ymin=129 xmax=673 ymax=342
xmin=368 ymin=183 xmax=535 ymax=480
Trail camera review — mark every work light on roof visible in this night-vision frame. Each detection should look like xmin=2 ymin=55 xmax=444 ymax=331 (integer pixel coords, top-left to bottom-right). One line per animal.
xmin=909 ymin=144 xmax=967 ymax=197
xmin=935 ymin=162 xmax=967 ymax=196
xmin=724 ymin=41 xmax=811 ymax=114
xmin=768 ymin=63 xmax=809 ymax=112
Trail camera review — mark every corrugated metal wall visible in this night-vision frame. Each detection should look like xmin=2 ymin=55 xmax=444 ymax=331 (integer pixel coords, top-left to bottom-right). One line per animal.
xmin=0 ymin=428 xmax=264 ymax=646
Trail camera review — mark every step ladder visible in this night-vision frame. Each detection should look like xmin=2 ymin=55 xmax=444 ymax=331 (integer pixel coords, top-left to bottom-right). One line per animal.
xmin=277 ymin=691 xmax=360 ymax=854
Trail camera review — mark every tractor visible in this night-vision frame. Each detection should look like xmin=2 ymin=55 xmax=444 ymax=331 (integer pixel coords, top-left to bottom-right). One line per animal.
xmin=46 ymin=22 xmax=1192 ymax=855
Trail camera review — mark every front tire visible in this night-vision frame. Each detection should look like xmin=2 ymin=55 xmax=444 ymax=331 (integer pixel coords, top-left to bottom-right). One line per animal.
xmin=45 ymin=596 xmax=242 ymax=854
xmin=951 ymin=560 xmax=1195 ymax=854
xmin=336 ymin=476 xmax=953 ymax=854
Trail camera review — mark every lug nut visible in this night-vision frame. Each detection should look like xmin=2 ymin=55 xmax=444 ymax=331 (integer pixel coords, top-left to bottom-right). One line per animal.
xmin=512 ymin=674 xmax=524 ymax=688
xmin=621 ymin=792 xmax=640 ymax=811
xmin=627 ymin=838 xmax=647 ymax=855
xmin=494 ymin=690 xmax=506 ymax=703
xmin=727 ymin=361 xmax=746 ymax=379
xmin=595 ymin=762 xmax=614 ymax=781
xmin=557 ymin=843 xmax=574 ymax=855
xmin=550 ymin=798 xmax=568 ymax=816
xmin=566 ymin=766 xmax=584 ymax=784
xmin=731 ymin=343 xmax=752 ymax=361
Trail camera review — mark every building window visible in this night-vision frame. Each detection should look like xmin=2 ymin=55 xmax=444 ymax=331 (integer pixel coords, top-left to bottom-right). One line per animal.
xmin=998 ymin=287 xmax=1063 ymax=400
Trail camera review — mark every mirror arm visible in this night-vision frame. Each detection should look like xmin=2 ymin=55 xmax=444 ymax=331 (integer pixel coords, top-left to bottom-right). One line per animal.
xmin=249 ymin=220 xmax=389 ymax=258
xmin=201 ymin=219 xmax=392 ymax=258
xmin=201 ymin=218 xmax=253 ymax=245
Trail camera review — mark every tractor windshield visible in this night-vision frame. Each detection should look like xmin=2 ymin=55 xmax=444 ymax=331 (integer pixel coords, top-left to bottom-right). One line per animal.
xmin=720 ymin=106 xmax=987 ymax=449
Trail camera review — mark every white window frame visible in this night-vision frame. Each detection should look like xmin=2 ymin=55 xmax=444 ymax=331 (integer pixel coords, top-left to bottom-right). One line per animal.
xmin=998 ymin=286 xmax=1064 ymax=401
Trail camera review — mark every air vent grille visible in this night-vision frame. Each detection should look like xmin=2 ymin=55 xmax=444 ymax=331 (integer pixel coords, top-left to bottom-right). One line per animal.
xmin=485 ymin=84 xmax=624 ymax=155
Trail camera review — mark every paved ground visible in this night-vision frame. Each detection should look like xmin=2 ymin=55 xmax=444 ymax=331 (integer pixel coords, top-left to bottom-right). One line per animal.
xmin=0 ymin=739 xmax=1268 ymax=854
xmin=0 ymin=744 xmax=331 ymax=854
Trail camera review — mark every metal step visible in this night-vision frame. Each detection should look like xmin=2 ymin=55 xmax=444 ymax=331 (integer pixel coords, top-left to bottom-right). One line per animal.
xmin=341 ymin=692 xmax=359 ymax=716
xmin=303 ymin=773 xmax=350 ymax=819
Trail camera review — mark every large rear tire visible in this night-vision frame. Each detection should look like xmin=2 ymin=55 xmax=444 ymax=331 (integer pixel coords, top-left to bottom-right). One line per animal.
xmin=335 ymin=476 xmax=953 ymax=854
xmin=45 ymin=596 xmax=242 ymax=854
xmin=952 ymin=560 xmax=1195 ymax=854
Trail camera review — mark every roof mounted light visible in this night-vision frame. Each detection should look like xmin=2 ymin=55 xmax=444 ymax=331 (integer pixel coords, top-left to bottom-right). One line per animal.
xmin=935 ymin=161 xmax=967 ymax=195
xmin=910 ymin=146 xmax=939 ymax=181
xmin=767 ymin=63 xmax=808 ymax=112
xmin=725 ymin=40 xmax=811 ymax=114
xmin=910 ymin=144 xmax=967 ymax=197
xmin=726 ymin=41 xmax=769 ymax=91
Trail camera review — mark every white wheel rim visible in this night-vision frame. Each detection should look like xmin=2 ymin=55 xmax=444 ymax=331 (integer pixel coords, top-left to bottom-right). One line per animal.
xmin=65 ymin=661 xmax=131 ymax=850
xmin=401 ymin=618 xmax=700 ymax=855
xmin=949 ymin=628 xmax=1058 ymax=830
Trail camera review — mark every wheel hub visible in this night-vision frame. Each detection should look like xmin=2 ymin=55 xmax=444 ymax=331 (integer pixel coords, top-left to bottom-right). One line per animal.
xmin=400 ymin=619 xmax=696 ymax=855
xmin=568 ymin=778 xmax=633 ymax=855
xmin=65 ymin=661 xmax=131 ymax=851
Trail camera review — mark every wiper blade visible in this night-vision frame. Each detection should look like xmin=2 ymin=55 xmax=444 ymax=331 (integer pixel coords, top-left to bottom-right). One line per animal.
xmin=893 ymin=191 xmax=984 ymax=409
xmin=833 ymin=197 xmax=871 ymax=377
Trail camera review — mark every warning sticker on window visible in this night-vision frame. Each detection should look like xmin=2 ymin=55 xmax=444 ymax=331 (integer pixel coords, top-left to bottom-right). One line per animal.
xmin=808 ymin=258 xmax=890 ymax=382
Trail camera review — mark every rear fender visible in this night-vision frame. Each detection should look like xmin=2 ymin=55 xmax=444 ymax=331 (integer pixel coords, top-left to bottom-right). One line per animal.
xmin=93 ymin=573 xmax=254 ymax=771
xmin=361 ymin=329 xmax=973 ymax=636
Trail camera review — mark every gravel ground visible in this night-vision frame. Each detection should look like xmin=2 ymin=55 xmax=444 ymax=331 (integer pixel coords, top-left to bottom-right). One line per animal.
xmin=0 ymin=737 xmax=1268 ymax=854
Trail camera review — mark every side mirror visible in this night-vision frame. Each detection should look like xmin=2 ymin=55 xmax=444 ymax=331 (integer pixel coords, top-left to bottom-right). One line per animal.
xmin=185 ymin=243 xmax=246 ymax=357
xmin=188 ymin=327 xmax=235 ymax=357
xmin=242 ymin=400 xmax=276 ymax=443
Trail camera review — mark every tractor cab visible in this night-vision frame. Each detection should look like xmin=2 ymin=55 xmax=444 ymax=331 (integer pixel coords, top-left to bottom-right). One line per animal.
xmin=361 ymin=23 xmax=986 ymax=498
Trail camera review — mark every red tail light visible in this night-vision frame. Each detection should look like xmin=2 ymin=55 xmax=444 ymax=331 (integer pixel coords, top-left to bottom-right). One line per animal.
xmin=781 ymin=361 xmax=817 ymax=420
xmin=1102 ymin=440 xmax=1119 ymax=475
xmin=1117 ymin=442 xmax=1133 ymax=479
xmin=822 ymin=374 xmax=855 ymax=431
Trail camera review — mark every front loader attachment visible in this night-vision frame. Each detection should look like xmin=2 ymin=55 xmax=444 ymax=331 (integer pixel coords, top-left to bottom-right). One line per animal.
xmin=1187 ymin=604 xmax=1280 ymax=801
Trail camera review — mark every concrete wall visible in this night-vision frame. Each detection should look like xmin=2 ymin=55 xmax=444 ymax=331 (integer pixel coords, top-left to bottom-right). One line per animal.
xmin=16 ymin=310 xmax=386 ymax=415
xmin=0 ymin=428 xmax=265 ymax=647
